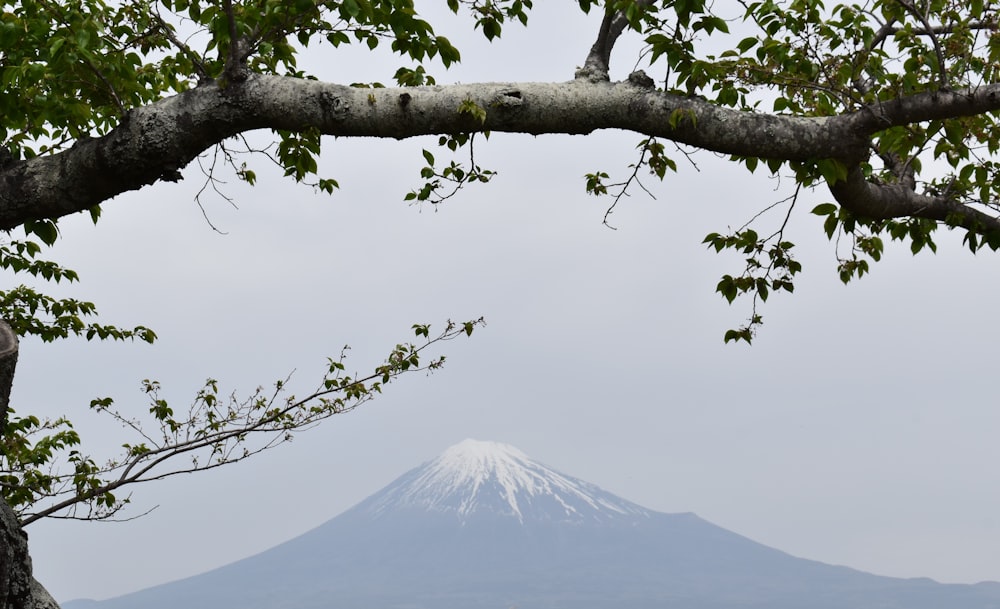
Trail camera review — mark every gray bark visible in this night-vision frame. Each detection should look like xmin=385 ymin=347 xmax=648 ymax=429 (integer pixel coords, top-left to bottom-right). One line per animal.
xmin=0 ymin=74 xmax=998 ymax=233
xmin=0 ymin=322 xmax=15 ymax=435
xmin=0 ymin=322 xmax=60 ymax=609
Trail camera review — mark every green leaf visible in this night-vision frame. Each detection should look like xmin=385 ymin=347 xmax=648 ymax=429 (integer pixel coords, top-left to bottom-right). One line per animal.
xmin=716 ymin=275 xmax=738 ymax=303
xmin=723 ymin=328 xmax=753 ymax=344
xmin=823 ymin=214 xmax=838 ymax=239
xmin=25 ymin=220 xmax=59 ymax=246
xmin=457 ymin=98 xmax=487 ymax=124
xmin=736 ymin=36 xmax=758 ymax=53
xmin=815 ymin=159 xmax=848 ymax=184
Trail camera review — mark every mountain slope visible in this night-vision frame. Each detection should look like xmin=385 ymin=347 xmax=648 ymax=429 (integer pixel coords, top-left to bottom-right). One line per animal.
xmin=63 ymin=440 xmax=1000 ymax=609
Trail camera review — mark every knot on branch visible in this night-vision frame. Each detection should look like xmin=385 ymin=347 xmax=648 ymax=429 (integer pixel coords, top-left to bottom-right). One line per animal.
xmin=223 ymin=63 xmax=249 ymax=85
xmin=627 ymin=70 xmax=655 ymax=89
xmin=222 ymin=39 xmax=250 ymax=85
xmin=491 ymin=89 xmax=523 ymax=109
xmin=319 ymin=91 xmax=350 ymax=122
xmin=574 ymin=61 xmax=610 ymax=83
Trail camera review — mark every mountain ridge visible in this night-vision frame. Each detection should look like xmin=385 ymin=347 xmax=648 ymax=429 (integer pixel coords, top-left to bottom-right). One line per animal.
xmin=62 ymin=439 xmax=1000 ymax=609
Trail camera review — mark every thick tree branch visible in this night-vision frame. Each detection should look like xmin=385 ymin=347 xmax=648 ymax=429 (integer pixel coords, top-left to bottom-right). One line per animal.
xmin=1 ymin=75 xmax=999 ymax=233
xmin=829 ymin=164 xmax=1000 ymax=233
xmin=0 ymin=75 xmax=866 ymax=230
xmin=831 ymin=83 xmax=1000 ymax=229
xmin=848 ymin=83 xmax=1000 ymax=133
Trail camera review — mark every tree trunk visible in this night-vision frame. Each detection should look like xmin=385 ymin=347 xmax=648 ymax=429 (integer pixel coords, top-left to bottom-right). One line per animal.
xmin=0 ymin=322 xmax=60 ymax=609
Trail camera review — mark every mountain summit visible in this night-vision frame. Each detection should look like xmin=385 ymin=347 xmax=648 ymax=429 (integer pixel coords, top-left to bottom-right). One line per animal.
xmin=63 ymin=440 xmax=1000 ymax=609
xmin=364 ymin=438 xmax=650 ymax=523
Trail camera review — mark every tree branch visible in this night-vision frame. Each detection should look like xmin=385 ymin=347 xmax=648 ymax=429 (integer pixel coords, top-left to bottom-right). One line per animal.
xmin=152 ymin=7 xmax=210 ymax=81
xmin=829 ymin=164 xmax=1000 ymax=233
xmin=897 ymin=0 xmax=949 ymax=88
xmin=0 ymin=73 xmax=998 ymax=234
xmin=848 ymin=83 xmax=1000 ymax=134
xmin=575 ymin=0 xmax=654 ymax=82
xmin=0 ymin=75 xmax=871 ymax=230
xmin=873 ymin=17 xmax=997 ymax=47
xmin=221 ymin=0 xmax=248 ymax=83
xmin=13 ymin=318 xmax=483 ymax=525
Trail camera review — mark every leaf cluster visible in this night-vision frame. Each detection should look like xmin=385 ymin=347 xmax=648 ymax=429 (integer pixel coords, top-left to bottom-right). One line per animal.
xmin=704 ymin=227 xmax=801 ymax=344
xmin=0 ymin=239 xmax=156 ymax=343
xmin=446 ymin=0 xmax=532 ymax=41
xmin=406 ymin=133 xmax=495 ymax=204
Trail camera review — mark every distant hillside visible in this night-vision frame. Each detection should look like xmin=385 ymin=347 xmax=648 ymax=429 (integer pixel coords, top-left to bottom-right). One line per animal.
xmin=63 ymin=439 xmax=1000 ymax=609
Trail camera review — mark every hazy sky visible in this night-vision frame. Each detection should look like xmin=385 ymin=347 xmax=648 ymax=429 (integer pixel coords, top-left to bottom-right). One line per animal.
xmin=12 ymin=3 xmax=1000 ymax=603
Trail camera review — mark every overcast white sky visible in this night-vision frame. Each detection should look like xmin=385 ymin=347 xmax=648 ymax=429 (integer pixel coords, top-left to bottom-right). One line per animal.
xmin=11 ymin=2 xmax=1000 ymax=603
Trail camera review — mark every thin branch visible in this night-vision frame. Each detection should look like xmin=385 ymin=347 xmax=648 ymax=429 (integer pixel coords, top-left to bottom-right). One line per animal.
xmin=151 ymin=7 xmax=211 ymax=81
xmin=868 ymin=16 xmax=901 ymax=51
xmin=744 ymin=185 xmax=800 ymax=328
xmin=410 ymin=133 xmax=495 ymax=205
xmin=15 ymin=319 xmax=484 ymax=526
xmin=193 ymin=144 xmax=238 ymax=234
xmin=48 ymin=504 xmax=158 ymax=523
xmin=897 ymin=0 xmax=949 ymax=88
xmin=601 ymin=140 xmax=659 ymax=229
xmin=875 ymin=18 xmax=997 ymax=46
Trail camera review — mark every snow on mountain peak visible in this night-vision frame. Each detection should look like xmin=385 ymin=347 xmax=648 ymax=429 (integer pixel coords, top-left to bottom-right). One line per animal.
xmin=366 ymin=439 xmax=651 ymax=524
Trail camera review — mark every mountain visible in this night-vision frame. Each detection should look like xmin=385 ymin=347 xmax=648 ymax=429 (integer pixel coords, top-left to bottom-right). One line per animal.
xmin=366 ymin=438 xmax=651 ymax=523
xmin=63 ymin=439 xmax=1000 ymax=609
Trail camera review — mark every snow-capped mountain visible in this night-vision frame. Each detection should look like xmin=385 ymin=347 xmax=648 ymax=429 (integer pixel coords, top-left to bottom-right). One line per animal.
xmin=364 ymin=439 xmax=650 ymax=523
xmin=63 ymin=440 xmax=1000 ymax=609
